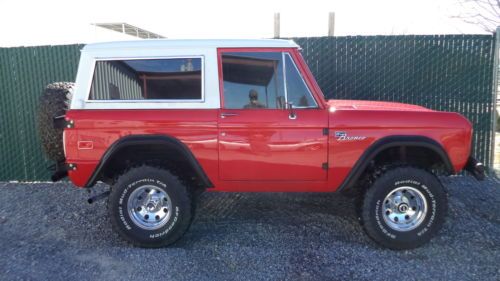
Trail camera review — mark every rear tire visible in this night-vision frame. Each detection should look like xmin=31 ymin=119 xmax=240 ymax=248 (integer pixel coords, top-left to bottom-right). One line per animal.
xmin=361 ymin=167 xmax=447 ymax=250
xmin=37 ymin=82 xmax=74 ymax=162
xmin=108 ymin=165 xmax=193 ymax=248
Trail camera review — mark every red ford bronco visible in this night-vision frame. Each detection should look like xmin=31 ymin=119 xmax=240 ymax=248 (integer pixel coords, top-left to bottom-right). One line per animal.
xmin=37 ymin=39 xmax=484 ymax=249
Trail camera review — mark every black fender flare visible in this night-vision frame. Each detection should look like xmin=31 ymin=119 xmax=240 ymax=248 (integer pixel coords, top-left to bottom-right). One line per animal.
xmin=85 ymin=134 xmax=213 ymax=188
xmin=336 ymin=135 xmax=454 ymax=192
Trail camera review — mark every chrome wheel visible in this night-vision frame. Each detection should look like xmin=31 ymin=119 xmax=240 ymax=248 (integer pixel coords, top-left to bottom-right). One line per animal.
xmin=382 ymin=186 xmax=427 ymax=232
xmin=127 ymin=185 xmax=172 ymax=230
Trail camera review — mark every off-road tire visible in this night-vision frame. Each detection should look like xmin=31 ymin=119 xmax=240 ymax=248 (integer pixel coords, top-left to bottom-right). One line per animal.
xmin=108 ymin=165 xmax=193 ymax=248
xmin=37 ymin=82 xmax=74 ymax=162
xmin=361 ymin=167 xmax=447 ymax=250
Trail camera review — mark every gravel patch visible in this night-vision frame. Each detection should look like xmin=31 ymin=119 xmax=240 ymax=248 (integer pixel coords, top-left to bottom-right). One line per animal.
xmin=0 ymin=176 xmax=499 ymax=281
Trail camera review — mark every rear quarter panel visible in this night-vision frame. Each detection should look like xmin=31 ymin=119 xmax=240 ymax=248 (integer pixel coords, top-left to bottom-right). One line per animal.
xmin=64 ymin=109 xmax=219 ymax=187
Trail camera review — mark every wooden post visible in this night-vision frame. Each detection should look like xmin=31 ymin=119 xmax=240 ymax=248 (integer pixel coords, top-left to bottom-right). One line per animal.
xmin=274 ymin=13 xmax=280 ymax=39
xmin=328 ymin=12 xmax=335 ymax=36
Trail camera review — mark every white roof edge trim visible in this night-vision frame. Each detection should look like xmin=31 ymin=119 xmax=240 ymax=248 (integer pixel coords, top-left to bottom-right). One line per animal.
xmin=83 ymin=39 xmax=299 ymax=51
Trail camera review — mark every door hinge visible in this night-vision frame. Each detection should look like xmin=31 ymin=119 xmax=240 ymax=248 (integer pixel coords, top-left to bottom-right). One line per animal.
xmin=323 ymin=128 xmax=329 ymax=136
xmin=322 ymin=162 xmax=328 ymax=170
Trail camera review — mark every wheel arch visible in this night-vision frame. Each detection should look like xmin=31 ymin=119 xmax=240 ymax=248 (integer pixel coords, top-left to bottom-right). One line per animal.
xmin=337 ymin=135 xmax=454 ymax=192
xmin=85 ymin=134 xmax=213 ymax=188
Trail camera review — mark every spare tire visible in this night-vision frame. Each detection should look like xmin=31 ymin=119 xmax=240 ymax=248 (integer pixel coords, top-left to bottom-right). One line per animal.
xmin=37 ymin=82 xmax=74 ymax=162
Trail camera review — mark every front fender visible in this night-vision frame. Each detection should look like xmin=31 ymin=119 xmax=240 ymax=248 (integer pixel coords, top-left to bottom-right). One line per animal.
xmin=334 ymin=135 xmax=454 ymax=192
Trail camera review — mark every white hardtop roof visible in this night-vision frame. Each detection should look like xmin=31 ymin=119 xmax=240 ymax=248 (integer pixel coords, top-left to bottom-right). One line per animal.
xmin=83 ymin=39 xmax=299 ymax=51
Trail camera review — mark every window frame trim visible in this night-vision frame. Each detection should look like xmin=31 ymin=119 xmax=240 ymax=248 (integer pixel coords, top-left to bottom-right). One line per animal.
xmin=219 ymin=50 xmax=284 ymax=110
xmin=218 ymin=48 xmax=295 ymax=110
xmin=217 ymin=48 xmax=323 ymax=110
xmin=283 ymin=52 xmax=319 ymax=109
xmin=85 ymin=55 xmax=205 ymax=103
xmin=282 ymin=52 xmax=289 ymax=106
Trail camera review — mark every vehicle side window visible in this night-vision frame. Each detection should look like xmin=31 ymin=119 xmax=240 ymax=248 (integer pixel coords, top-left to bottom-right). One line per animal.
xmin=89 ymin=58 xmax=202 ymax=100
xmin=284 ymin=54 xmax=317 ymax=108
xmin=221 ymin=52 xmax=285 ymax=109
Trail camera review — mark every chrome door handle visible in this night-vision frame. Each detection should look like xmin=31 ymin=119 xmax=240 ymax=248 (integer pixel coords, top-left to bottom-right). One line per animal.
xmin=220 ymin=112 xmax=238 ymax=118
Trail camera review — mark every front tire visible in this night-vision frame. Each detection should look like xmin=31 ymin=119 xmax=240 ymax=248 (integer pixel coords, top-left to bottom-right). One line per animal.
xmin=108 ymin=166 xmax=193 ymax=248
xmin=361 ymin=167 xmax=447 ymax=250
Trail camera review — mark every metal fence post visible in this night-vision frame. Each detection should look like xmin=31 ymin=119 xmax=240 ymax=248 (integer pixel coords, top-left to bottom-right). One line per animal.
xmin=490 ymin=27 xmax=500 ymax=171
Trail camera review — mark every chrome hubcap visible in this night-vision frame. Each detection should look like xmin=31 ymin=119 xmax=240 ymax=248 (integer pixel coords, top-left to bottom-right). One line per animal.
xmin=127 ymin=185 xmax=172 ymax=230
xmin=382 ymin=186 xmax=427 ymax=232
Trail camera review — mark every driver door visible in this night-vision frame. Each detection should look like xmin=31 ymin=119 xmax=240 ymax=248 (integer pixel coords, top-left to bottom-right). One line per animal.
xmin=217 ymin=50 xmax=328 ymax=182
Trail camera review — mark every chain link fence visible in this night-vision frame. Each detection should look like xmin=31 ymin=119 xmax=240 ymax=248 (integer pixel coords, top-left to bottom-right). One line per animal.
xmin=0 ymin=35 xmax=496 ymax=181
xmin=294 ymin=35 xmax=497 ymax=172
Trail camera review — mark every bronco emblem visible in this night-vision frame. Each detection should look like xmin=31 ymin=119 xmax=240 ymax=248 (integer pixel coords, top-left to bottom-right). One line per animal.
xmin=335 ymin=131 xmax=367 ymax=141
